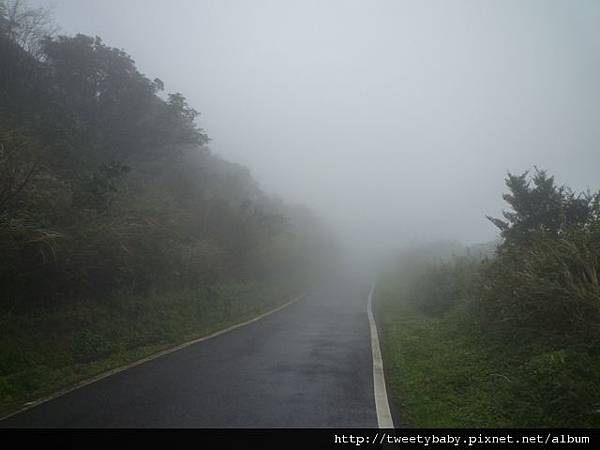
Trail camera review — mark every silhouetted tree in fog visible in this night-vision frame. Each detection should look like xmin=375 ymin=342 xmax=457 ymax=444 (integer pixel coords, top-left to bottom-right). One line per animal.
xmin=487 ymin=168 xmax=597 ymax=247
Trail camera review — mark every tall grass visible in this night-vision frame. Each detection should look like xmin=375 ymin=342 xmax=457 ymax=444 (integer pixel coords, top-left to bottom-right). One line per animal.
xmin=377 ymin=236 xmax=600 ymax=427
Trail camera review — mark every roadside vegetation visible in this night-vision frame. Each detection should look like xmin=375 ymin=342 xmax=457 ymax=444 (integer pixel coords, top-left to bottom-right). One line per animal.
xmin=377 ymin=169 xmax=600 ymax=427
xmin=0 ymin=1 xmax=334 ymax=415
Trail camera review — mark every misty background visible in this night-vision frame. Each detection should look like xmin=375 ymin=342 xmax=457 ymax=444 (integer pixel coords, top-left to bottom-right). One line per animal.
xmin=33 ymin=0 xmax=600 ymax=255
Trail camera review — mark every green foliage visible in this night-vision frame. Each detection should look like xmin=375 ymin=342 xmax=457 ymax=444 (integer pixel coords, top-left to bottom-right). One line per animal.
xmin=378 ymin=250 xmax=600 ymax=427
xmin=0 ymin=16 xmax=331 ymax=306
xmin=487 ymin=168 xmax=599 ymax=247
xmin=0 ymin=6 xmax=333 ymax=415
xmin=379 ymin=169 xmax=600 ymax=427
xmin=72 ymin=162 xmax=130 ymax=213
xmin=410 ymin=257 xmax=481 ymax=316
xmin=0 ymin=127 xmax=41 ymax=215
xmin=478 ymin=227 xmax=600 ymax=337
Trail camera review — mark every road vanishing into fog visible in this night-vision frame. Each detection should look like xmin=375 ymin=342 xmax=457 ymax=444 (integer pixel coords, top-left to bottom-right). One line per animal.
xmin=1 ymin=276 xmax=382 ymax=427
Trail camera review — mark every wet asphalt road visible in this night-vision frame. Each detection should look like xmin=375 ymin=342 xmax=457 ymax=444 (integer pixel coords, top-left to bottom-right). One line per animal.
xmin=1 ymin=277 xmax=378 ymax=428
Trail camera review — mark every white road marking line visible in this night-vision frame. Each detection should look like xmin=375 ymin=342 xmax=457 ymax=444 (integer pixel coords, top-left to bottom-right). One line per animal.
xmin=0 ymin=293 xmax=305 ymax=422
xmin=367 ymin=283 xmax=395 ymax=428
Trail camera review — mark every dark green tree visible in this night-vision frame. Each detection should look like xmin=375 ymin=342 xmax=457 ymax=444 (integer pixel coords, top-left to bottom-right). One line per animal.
xmin=488 ymin=168 xmax=595 ymax=246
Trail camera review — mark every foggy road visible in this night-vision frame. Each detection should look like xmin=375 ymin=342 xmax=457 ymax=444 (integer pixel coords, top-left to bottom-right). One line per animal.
xmin=1 ymin=277 xmax=379 ymax=428
xmin=2 ymin=0 xmax=598 ymax=433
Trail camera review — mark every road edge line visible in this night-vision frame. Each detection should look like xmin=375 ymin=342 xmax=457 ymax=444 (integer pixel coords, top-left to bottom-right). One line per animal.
xmin=0 ymin=292 xmax=305 ymax=423
xmin=367 ymin=283 xmax=395 ymax=428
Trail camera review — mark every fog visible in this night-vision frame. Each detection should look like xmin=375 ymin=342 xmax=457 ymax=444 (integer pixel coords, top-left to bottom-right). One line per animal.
xmin=34 ymin=0 xmax=600 ymax=256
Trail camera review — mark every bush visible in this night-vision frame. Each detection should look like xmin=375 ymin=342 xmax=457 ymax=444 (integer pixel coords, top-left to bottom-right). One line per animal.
xmin=478 ymin=228 xmax=600 ymax=339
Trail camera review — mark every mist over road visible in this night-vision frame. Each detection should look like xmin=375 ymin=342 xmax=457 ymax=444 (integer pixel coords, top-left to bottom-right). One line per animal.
xmin=1 ymin=276 xmax=378 ymax=428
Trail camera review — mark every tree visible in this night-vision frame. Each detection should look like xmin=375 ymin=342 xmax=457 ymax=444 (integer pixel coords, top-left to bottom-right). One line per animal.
xmin=0 ymin=12 xmax=327 ymax=306
xmin=41 ymin=34 xmax=208 ymax=165
xmin=488 ymin=168 xmax=596 ymax=246
xmin=0 ymin=126 xmax=41 ymax=215
xmin=0 ymin=0 xmax=57 ymax=58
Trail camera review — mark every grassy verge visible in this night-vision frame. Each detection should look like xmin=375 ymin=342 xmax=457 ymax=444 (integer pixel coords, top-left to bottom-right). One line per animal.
xmin=376 ymin=271 xmax=600 ymax=428
xmin=377 ymin=290 xmax=509 ymax=427
xmin=0 ymin=279 xmax=301 ymax=417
